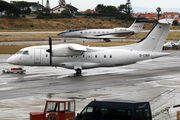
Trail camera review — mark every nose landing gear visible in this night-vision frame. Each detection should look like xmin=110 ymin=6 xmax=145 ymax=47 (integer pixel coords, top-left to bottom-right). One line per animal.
xmin=75 ymin=68 xmax=82 ymax=76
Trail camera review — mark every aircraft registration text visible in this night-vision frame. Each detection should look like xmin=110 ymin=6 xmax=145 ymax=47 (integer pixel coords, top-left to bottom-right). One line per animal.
xmin=139 ymin=54 xmax=150 ymax=57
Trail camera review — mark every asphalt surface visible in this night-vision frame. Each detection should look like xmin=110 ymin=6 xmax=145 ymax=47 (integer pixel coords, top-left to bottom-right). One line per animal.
xmin=0 ymin=50 xmax=180 ymax=119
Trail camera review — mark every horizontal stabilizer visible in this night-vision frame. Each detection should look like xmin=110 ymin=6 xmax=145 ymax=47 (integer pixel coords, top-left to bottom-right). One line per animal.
xmin=135 ymin=18 xmax=150 ymax=23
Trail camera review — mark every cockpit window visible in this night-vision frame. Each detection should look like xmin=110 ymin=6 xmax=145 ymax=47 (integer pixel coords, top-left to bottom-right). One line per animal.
xmin=16 ymin=51 xmax=23 ymax=54
xmin=16 ymin=50 xmax=29 ymax=55
xmin=23 ymin=51 xmax=29 ymax=55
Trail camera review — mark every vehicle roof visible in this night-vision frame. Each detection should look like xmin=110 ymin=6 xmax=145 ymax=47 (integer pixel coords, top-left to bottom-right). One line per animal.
xmin=46 ymin=99 xmax=75 ymax=102
xmin=92 ymin=99 xmax=149 ymax=104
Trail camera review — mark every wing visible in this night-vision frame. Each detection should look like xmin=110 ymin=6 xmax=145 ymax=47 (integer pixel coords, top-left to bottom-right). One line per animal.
xmin=52 ymin=44 xmax=87 ymax=57
xmin=68 ymin=44 xmax=87 ymax=52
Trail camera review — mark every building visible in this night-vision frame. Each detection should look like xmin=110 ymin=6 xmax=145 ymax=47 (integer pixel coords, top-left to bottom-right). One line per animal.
xmin=161 ymin=12 xmax=180 ymax=18
xmin=133 ymin=13 xmax=157 ymax=20
xmin=10 ymin=1 xmax=44 ymax=12
xmin=133 ymin=12 xmax=180 ymax=22
xmin=81 ymin=9 xmax=99 ymax=14
xmin=50 ymin=0 xmax=78 ymax=14
xmin=29 ymin=2 xmax=44 ymax=12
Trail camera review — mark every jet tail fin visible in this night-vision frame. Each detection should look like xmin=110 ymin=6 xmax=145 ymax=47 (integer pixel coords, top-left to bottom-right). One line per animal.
xmin=135 ymin=19 xmax=173 ymax=52
xmin=129 ymin=18 xmax=149 ymax=34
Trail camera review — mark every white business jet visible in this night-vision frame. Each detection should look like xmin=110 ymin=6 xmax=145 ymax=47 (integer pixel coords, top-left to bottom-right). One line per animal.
xmin=58 ymin=18 xmax=149 ymax=42
xmin=163 ymin=39 xmax=180 ymax=50
xmin=6 ymin=19 xmax=173 ymax=75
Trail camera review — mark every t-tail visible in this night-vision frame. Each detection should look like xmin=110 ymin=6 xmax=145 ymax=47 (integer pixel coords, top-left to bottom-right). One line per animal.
xmin=129 ymin=18 xmax=149 ymax=34
xmin=133 ymin=19 xmax=173 ymax=52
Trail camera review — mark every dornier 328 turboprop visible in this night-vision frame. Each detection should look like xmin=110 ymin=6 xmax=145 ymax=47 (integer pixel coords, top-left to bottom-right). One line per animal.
xmin=58 ymin=18 xmax=149 ymax=42
xmin=6 ymin=19 xmax=173 ymax=75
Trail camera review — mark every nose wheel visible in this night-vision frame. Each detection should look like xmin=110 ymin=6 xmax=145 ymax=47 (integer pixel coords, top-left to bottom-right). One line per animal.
xmin=75 ymin=68 xmax=82 ymax=76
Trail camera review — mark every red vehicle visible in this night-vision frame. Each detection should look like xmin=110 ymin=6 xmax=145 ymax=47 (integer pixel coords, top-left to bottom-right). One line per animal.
xmin=30 ymin=99 xmax=75 ymax=120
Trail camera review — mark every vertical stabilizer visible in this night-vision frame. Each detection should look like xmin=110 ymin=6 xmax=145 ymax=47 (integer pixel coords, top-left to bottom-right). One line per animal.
xmin=135 ymin=19 xmax=173 ymax=52
xmin=129 ymin=18 xmax=149 ymax=34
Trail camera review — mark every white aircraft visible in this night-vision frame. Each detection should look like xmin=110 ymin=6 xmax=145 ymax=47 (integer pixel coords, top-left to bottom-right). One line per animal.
xmin=6 ymin=19 xmax=173 ymax=75
xmin=58 ymin=18 xmax=149 ymax=42
xmin=163 ymin=39 xmax=180 ymax=50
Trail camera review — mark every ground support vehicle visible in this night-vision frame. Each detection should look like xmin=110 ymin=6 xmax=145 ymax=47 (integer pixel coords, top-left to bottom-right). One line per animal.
xmin=74 ymin=99 xmax=152 ymax=120
xmin=2 ymin=68 xmax=26 ymax=73
xmin=74 ymin=90 xmax=176 ymax=120
xmin=30 ymin=99 xmax=75 ymax=120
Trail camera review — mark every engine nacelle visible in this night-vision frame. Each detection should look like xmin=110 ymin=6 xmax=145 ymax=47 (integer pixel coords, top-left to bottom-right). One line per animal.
xmin=114 ymin=28 xmax=134 ymax=34
xmin=52 ymin=46 xmax=83 ymax=57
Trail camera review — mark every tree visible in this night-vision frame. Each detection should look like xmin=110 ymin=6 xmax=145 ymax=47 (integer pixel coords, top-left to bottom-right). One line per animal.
xmin=0 ymin=0 xmax=8 ymax=16
xmin=6 ymin=3 xmax=20 ymax=17
xmin=118 ymin=3 xmax=133 ymax=15
xmin=173 ymin=20 xmax=179 ymax=26
xmin=95 ymin=4 xmax=105 ymax=13
xmin=104 ymin=5 xmax=118 ymax=15
xmin=15 ymin=1 xmax=31 ymax=15
xmin=156 ymin=7 xmax=161 ymax=20
xmin=61 ymin=10 xmax=73 ymax=18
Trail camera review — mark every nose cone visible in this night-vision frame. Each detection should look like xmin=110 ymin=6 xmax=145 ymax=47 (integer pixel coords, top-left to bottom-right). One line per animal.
xmin=58 ymin=32 xmax=66 ymax=36
xmin=6 ymin=55 xmax=17 ymax=65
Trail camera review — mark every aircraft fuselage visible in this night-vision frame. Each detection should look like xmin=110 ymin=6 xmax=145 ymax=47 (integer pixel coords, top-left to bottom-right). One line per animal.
xmin=58 ymin=28 xmax=134 ymax=39
xmin=7 ymin=45 xmax=169 ymax=70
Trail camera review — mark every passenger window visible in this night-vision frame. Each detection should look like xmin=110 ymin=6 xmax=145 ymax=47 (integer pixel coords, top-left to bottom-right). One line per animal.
xmin=104 ymin=55 xmax=106 ymax=58
xmin=59 ymin=103 xmax=65 ymax=113
xmin=136 ymin=109 xmax=143 ymax=120
xmin=95 ymin=107 xmax=131 ymax=120
xmin=144 ymin=109 xmax=151 ymax=119
xmin=66 ymin=101 xmax=75 ymax=113
xmin=110 ymin=55 xmax=112 ymax=58
xmin=136 ymin=109 xmax=151 ymax=120
xmin=95 ymin=55 xmax=97 ymax=58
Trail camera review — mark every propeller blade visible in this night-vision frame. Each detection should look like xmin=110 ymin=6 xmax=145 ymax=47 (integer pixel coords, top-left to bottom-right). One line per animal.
xmin=46 ymin=37 xmax=52 ymax=65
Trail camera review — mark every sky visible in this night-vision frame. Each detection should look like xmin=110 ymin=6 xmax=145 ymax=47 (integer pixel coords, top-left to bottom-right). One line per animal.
xmin=4 ymin=0 xmax=180 ymax=13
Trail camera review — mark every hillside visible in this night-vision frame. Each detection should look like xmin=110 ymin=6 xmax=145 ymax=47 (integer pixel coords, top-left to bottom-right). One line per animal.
xmin=0 ymin=18 xmax=158 ymax=31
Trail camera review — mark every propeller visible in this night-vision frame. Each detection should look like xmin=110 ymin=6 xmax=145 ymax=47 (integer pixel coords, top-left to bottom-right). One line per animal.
xmin=46 ymin=37 xmax=52 ymax=65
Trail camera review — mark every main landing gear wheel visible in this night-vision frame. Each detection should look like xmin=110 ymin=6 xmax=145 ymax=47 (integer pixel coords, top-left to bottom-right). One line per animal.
xmin=104 ymin=39 xmax=111 ymax=42
xmin=75 ymin=68 xmax=82 ymax=76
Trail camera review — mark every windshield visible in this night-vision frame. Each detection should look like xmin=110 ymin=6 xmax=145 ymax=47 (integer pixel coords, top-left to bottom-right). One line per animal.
xmin=16 ymin=50 xmax=29 ymax=55
xmin=46 ymin=102 xmax=58 ymax=112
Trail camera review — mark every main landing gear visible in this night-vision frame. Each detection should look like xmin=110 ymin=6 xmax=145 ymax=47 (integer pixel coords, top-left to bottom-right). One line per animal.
xmin=75 ymin=68 xmax=82 ymax=76
xmin=104 ymin=39 xmax=111 ymax=42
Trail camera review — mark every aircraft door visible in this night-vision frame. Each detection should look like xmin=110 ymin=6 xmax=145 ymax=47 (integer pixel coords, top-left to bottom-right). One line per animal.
xmin=34 ymin=49 xmax=41 ymax=64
